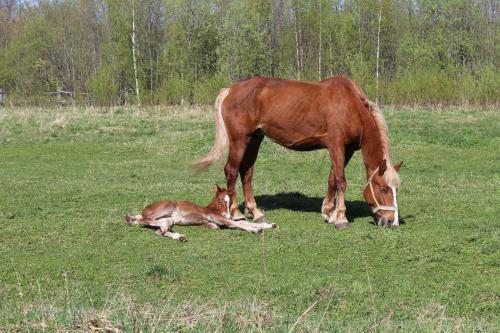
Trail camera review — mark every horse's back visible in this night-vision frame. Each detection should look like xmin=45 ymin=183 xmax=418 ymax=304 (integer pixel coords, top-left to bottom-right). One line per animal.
xmin=223 ymin=76 xmax=366 ymax=150
xmin=227 ymin=76 xmax=365 ymax=116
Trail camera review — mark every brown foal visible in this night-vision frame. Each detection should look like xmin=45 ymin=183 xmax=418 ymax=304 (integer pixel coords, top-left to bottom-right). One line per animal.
xmin=194 ymin=76 xmax=403 ymax=228
xmin=125 ymin=185 xmax=278 ymax=241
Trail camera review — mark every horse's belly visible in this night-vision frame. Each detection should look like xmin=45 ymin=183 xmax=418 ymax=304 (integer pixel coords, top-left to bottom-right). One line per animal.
xmin=264 ymin=130 xmax=326 ymax=151
xmin=282 ymin=137 xmax=325 ymax=151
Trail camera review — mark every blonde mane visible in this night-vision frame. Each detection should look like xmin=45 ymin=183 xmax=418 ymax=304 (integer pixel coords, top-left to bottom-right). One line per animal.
xmin=367 ymin=101 xmax=401 ymax=187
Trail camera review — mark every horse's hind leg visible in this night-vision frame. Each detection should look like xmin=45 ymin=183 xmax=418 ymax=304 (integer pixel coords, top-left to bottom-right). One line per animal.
xmin=239 ymin=136 xmax=266 ymax=222
xmin=224 ymin=137 xmax=251 ymax=220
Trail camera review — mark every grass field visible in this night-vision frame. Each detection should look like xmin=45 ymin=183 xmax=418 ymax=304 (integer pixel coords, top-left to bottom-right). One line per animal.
xmin=0 ymin=105 xmax=498 ymax=332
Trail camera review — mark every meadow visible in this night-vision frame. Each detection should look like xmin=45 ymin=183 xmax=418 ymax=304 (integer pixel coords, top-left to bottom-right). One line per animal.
xmin=0 ymin=105 xmax=498 ymax=332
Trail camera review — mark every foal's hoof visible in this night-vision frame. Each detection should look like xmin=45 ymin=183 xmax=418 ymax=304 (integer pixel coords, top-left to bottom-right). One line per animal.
xmin=155 ymin=229 xmax=164 ymax=236
xmin=254 ymin=215 xmax=268 ymax=224
xmin=256 ymin=228 xmax=264 ymax=235
xmin=231 ymin=211 xmax=246 ymax=221
xmin=178 ymin=236 xmax=187 ymax=242
xmin=271 ymin=223 xmax=279 ymax=229
xmin=335 ymin=222 xmax=351 ymax=230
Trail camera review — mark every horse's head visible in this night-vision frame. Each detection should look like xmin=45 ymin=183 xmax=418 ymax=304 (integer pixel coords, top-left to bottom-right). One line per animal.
xmin=210 ymin=184 xmax=232 ymax=219
xmin=363 ymin=160 xmax=403 ymax=227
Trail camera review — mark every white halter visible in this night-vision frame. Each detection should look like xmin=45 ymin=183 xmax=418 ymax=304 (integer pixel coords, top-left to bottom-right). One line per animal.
xmin=365 ymin=167 xmax=398 ymax=214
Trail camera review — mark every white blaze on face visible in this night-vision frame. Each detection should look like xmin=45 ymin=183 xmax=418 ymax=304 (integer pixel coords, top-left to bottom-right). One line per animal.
xmin=223 ymin=194 xmax=231 ymax=218
xmin=390 ymin=186 xmax=399 ymax=226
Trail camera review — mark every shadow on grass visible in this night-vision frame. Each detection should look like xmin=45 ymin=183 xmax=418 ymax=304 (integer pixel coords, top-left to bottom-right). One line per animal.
xmin=244 ymin=191 xmax=372 ymax=223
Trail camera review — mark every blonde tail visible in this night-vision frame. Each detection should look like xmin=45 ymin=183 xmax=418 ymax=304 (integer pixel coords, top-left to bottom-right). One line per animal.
xmin=191 ymin=88 xmax=230 ymax=173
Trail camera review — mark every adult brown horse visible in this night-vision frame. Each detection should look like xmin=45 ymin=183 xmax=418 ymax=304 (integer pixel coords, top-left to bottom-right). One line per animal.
xmin=193 ymin=76 xmax=403 ymax=228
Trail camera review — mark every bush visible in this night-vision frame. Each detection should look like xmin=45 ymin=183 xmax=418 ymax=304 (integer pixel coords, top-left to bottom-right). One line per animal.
xmin=192 ymin=75 xmax=230 ymax=105
xmin=154 ymin=78 xmax=191 ymax=105
xmin=87 ymin=65 xmax=118 ymax=106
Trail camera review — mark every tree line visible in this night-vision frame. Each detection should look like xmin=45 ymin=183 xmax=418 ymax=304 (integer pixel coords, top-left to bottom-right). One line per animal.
xmin=0 ymin=0 xmax=498 ymax=106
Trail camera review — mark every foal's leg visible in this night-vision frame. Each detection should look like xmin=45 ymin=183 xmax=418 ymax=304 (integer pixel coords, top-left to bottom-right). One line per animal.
xmin=327 ymin=146 xmax=350 ymax=229
xmin=239 ymin=136 xmax=266 ymax=222
xmin=153 ymin=218 xmax=187 ymax=241
xmin=200 ymin=221 xmax=219 ymax=229
xmin=224 ymin=138 xmax=251 ymax=220
xmin=233 ymin=219 xmax=278 ymax=231
xmin=207 ymin=213 xmax=277 ymax=234
xmin=157 ymin=229 xmax=187 ymax=241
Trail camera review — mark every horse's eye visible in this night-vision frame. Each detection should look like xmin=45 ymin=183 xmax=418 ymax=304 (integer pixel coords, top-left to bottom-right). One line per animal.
xmin=379 ymin=187 xmax=387 ymax=193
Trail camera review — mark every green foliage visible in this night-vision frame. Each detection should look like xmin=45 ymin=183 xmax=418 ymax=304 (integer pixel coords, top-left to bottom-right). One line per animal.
xmin=192 ymin=74 xmax=230 ymax=104
xmin=0 ymin=0 xmax=498 ymax=106
xmin=155 ymin=77 xmax=191 ymax=104
xmin=87 ymin=65 xmax=119 ymax=106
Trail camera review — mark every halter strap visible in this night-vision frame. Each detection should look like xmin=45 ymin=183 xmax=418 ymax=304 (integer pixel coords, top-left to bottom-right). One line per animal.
xmin=365 ymin=167 xmax=397 ymax=213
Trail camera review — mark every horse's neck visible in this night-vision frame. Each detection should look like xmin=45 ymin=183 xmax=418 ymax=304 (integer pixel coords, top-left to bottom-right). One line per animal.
xmin=360 ymin=117 xmax=385 ymax=177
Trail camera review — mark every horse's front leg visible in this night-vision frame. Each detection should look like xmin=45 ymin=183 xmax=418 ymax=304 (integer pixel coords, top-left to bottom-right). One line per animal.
xmin=322 ymin=166 xmax=336 ymax=222
xmin=327 ymin=147 xmax=351 ymax=229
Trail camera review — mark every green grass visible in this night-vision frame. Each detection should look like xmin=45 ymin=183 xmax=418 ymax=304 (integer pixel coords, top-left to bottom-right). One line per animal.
xmin=0 ymin=106 xmax=498 ymax=332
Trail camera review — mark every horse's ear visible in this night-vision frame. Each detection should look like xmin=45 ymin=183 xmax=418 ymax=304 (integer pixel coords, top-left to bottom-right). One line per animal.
xmin=215 ymin=184 xmax=223 ymax=192
xmin=378 ymin=159 xmax=387 ymax=176
xmin=394 ymin=161 xmax=403 ymax=172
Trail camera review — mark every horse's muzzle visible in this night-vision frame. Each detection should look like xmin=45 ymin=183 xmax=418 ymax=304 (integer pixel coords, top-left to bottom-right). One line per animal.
xmin=377 ymin=217 xmax=399 ymax=228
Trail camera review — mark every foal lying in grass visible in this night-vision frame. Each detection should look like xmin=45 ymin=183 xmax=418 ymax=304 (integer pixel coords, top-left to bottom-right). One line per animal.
xmin=125 ymin=185 xmax=278 ymax=241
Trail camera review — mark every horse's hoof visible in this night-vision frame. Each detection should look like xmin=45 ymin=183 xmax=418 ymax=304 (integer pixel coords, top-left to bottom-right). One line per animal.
xmin=178 ymin=236 xmax=187 ymax=242
xmin=254 ymin=215 xmax=268 ymax=224
xmin=271 ymin=223 xmax=279 ymax=229
xmin=257 ymin=228 xmax=264 ymax=235
xmin=335 ymin=222 xmax=351 ymax=230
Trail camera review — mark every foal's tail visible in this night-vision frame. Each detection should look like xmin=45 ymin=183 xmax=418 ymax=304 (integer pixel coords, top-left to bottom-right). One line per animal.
xmin=191 ymin=88 xmax=230 ymax=173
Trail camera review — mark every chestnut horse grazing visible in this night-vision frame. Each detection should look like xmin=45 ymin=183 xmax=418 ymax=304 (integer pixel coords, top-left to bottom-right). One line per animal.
xmin=193 ymin=76 xmax=403 ymax=228
xmin=125 ymin=185 xmax=278 ymax=241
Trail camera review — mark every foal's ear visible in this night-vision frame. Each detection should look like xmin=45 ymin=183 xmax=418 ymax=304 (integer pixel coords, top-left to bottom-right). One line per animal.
xmin=213 ymin=184 xmax=223 ymax=193
xmin=394 ymin=161 xmax=403 ymax=172
xmin=378 ymin=159 xmax=387 ymax=176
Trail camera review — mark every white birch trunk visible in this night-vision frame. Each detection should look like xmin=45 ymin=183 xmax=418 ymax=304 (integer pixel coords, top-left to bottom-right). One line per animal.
xmin=294 ymin=7 xmax=301 ymax=80
xmin=132 ymin=0 xmax=141 ymax=106
xmin=376 ymin=2 xmax=382 ymax=105
xmin=318 ymin=0 xmax=322 ymax=81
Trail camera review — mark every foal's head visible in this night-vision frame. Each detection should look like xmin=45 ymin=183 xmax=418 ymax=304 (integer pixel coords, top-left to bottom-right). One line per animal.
xmin=209 ymin=184 xmax=232 ymax=219
xmin=363 ymin=160 xmax=403 ymax=227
